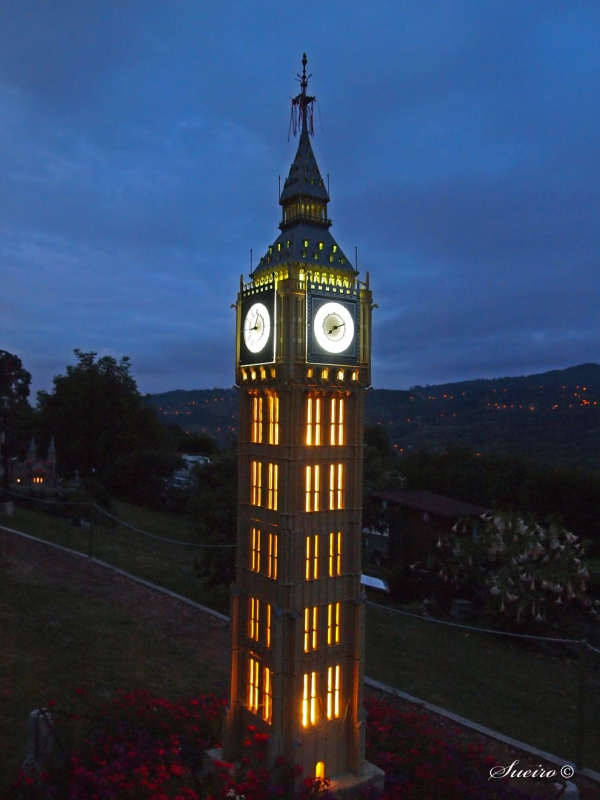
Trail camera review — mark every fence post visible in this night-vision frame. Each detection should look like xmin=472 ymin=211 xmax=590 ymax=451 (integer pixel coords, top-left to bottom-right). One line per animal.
xmin=576 ymin=639 xmax=588 ymax=771
xmin=88 ymin=503 xmax=93 ymax=558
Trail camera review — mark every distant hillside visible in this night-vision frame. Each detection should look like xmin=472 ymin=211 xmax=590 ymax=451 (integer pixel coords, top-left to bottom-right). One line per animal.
xmin=146 ymin=389 xmax=238 ymax=446
xmin=146 ymin=364 xmax=600 ymax=469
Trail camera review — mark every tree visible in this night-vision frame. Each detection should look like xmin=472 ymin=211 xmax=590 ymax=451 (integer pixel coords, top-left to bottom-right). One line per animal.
xmin=104 ymin=449 xmax=185 ymax=509
xmin=187 ymin=448 xmax=237 ymax=586
xmin=362 ymin=425 xmax=404 ymax=530
xmin=35 ymin=350 xmax=167 ymax=478
xmin=432 ymin=511 xmax=597 ymax=624
xmin=0 ymin=350 xmax=34 ymax=465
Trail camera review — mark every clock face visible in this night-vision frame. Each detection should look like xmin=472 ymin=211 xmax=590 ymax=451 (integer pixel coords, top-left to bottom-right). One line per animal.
xmin=313 ymin=302 xmax=355 ymax=354
xmin=243 ymin=302 xmax=271 ymax=353
xmin=307 ymin=292 xmax=359 ymax=365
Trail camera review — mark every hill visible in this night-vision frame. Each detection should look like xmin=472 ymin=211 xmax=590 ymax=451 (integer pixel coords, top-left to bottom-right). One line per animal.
xmin=146 ymin=364 xmax=600 ymax=470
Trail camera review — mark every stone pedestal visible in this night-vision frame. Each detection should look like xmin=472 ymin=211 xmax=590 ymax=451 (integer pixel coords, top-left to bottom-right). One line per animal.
xmin=204 ymin=748 xmax=384 ymax=798
xmin=328 ymin=761 xmax=385 ymax=799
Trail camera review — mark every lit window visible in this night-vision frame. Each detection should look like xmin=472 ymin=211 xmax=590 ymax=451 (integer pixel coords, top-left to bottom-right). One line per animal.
xmin=329 ymin=532 xmax=342 ymax=576
xmin=330 ymin=398 xmax=344 ymax=445
xmin=304 ymin=606 xmax=318 ymax=651
xmin=326 ymin=665 xmax=341 ymax=719
xmin=327 ymin=602 xmax=341 ymax=645
xmin=304 ymin=239 xmax=309 ymax=247
xmin=305 ymin=534 xmax=319 ymax=580
xmin=306 ymin=397 xmax=322 ymax=445
xmin=305 ymin=465 xmax=320 ymax=512
xmin=307 ymin=368 xmax=313 ymax=378
xmin=321 ymin=368 xmax=329 ymax=381
xmin=351 ymin=371 xmax=358 ymax=381
xmin=271 ymin=368 xmax=277 ymax=379
xmin=277 ymin=243 xmax=281 ymax=251
xmin=241 ymin=369 xmax=247 ymax=381
xmin=251 ymin=461 xmax=262 ymax=506
xmin=267 ymin=463 xmax=278 ymax=510
xmin=329 ymin=464 xmax=344 ymax=511
xmin=316 ymin=762 xmax=325 ymax=779
xmin=250 ymin=368 xmax=256 ymax=380
xmin=263 ymin=667 xmax=273 ymax=723
xmin=318 ymin=241 xmax=324 ymax=250
xmin=302 ymin=671 xmax=318 ymax=726
xmin=267 ymin=533 xmax=278 ymax=579
xmin=251 ymin=527 xmax=261 ymax=573
xmin=332 ymin=245 xmax=338 ymax=253
xmin=249 ymin=597 xmax=260 ymax=641
xmin=268 ymin=394 xmax=279 ymax=444
xmin=251 ymin=396 xmax=263 ymax=443
xmin=337 ymin=369 xmax=344 ymax=381
xmin=329 ymin=464 xmax=344 ymax=510
xmin=266 ymin=603 xmax=272 ymax=648
xmin=260 ymin=366 xmax=266 ymax=380
xmin=248 ymin=656 xmax=259 ymax=713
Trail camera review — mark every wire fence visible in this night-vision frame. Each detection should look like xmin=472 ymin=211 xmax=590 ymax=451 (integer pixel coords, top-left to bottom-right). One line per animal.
xmin=2 ymin=489 xmax=234 ymax=614
xmin=364 ymin=598 xmax=600 ymax=772
xmin=3 ymin=490 xmax=600 ymax=772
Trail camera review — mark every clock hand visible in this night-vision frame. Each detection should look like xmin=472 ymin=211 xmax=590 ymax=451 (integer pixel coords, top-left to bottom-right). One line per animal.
xmin=328 ymin=322 xmax=346 ymax=334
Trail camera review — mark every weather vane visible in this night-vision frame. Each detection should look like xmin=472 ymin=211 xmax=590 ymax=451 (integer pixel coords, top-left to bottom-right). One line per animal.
xmin=289 ymin=53 xmax=316 ymax=139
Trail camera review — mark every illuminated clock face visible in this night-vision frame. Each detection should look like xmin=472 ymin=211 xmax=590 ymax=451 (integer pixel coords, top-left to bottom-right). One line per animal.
xmin=313 ymin=301 xmax=355 ymax=354
xmin=243 ymin=302 xmax=271 ymax=353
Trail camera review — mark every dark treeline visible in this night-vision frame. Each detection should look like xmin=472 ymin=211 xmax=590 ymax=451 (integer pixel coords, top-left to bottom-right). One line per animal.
xmin=390 ymin=443 xmax=600 ymax=554
xmin=5 ymin=348 xmax=600 ymax=563
xmin=147 ymin=363 xmax=600 ymax=470
xmin=362 ymin=424 xmax=600 ymax=555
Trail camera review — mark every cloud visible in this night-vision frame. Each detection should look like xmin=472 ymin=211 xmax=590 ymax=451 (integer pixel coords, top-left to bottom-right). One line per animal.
xmin=1 ymin=1 xmax=600 ymax=396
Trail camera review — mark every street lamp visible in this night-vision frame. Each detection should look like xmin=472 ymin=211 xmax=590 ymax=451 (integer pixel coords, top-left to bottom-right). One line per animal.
xmin=1 ymin=396 xmax=9 ymax=503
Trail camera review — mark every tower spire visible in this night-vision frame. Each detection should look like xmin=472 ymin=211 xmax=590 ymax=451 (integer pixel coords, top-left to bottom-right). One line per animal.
xmin=290 ymin=53 xmax=315 ymax=138
xmin=252 ymin=54 xmax=357 ymax=278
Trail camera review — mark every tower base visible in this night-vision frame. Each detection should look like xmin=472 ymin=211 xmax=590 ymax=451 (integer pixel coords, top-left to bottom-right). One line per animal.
xmin=203 ymin=748 xmax=384 ymax=798
xmin=328 ymin=762 xmax=385 ymax=799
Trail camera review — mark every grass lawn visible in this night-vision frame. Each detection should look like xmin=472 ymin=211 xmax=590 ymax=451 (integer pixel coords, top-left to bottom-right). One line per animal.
xmin=364 ymin=601 xmax=600 ymax=771
xmin=0 ymin=527 xmax=229 ymax=795
xmin=5 ymin=500 xmax=231 ymax=614
xmin=3 ymin=501 xmax=600 ymax=777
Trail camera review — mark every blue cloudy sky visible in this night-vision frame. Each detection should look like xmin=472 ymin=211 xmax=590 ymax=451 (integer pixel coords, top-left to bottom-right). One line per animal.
xmin=1 ymin=1 xmax=599 ymax=395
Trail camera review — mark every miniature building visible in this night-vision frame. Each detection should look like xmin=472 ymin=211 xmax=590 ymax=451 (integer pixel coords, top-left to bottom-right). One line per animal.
xmin=12 ymin=437 xmax=57 ymax=488
xmin=221 ymin=57 xmax=382 ymax=793
xmin=370 ymin=490 xmax=488 ymax=564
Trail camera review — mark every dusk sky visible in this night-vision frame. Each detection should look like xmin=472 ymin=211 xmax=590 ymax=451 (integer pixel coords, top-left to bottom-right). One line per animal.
xmin=2 ymin=1 xmax=600 ymax=397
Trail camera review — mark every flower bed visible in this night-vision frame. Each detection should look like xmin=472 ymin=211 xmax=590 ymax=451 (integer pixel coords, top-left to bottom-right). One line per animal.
xmin=11 ymin=689 xmax=553 ymax=799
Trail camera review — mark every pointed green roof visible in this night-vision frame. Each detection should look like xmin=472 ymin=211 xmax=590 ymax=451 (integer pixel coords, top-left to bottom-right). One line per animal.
xmin=279 ymin=128 xmax=329 ymax=205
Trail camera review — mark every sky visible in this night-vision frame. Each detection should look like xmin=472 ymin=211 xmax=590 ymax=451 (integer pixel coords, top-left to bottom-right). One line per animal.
xmin=1 ymin=1 xmax=600 ymax=397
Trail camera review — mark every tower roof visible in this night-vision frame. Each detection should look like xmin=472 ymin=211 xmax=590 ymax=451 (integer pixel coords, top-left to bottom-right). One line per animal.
xmin=279 ymin=128 xmax=329 ymax=204
xmin=252 ymin=55 xmax=356 ymax=279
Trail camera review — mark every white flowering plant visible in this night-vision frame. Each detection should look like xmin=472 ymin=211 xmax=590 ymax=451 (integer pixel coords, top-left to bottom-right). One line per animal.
xmin=433 ymin=511 xmax=598 ymax=624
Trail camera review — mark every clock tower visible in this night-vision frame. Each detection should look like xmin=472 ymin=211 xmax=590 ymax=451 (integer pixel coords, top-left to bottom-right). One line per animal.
xmin=222 ymin=56 xmax=383 ymax=795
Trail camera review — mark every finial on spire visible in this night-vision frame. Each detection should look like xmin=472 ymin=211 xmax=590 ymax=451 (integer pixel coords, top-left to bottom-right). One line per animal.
xmin=298 ymin=52 xmax=310 ymax=95
xmin=289 ymin=53 xmax=315 ymax=139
